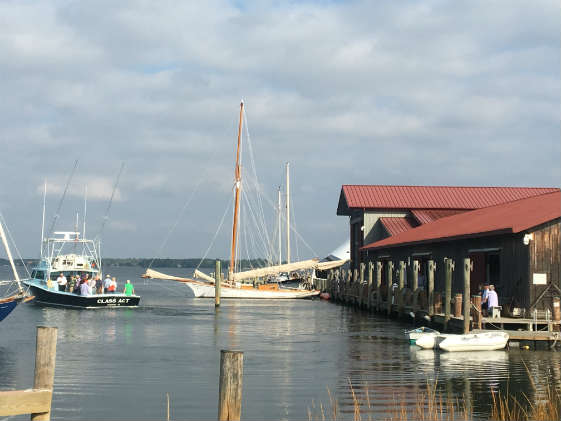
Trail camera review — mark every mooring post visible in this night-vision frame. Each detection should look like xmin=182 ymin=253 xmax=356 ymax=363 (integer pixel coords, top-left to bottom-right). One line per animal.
xmin=463 ymin=258 xmax=471 ymax=334
xmin=386 ymin=261 xmax=394 ymax=315
xmin=218 ymin=350 xmax=243 ymax=421
xmin=367 ymin=262 xmax=373 ymax=310
xmin=359 ymin=263 xmax=365 ymax=307
xmin=411 ymin=259 xmax=419 ymax=310
xmin=398 ymin=261 xmax=405 ymax=314
xmin=428 ymin=260 xmax=435 ymax=316
xmin=552 ymin=297 xmax=560 ymax=332
xmin=375 ymin=261 xmax=382 ymax=311
xmin=215 ymin=260 xmax=221 ymax=307
xmin=472 ymin=295 xmax=482 ymax=330
xmin=31 ymin=326 xmax=58 ymax=421
xmin=444 ymin=258 xmax=454 ymax=331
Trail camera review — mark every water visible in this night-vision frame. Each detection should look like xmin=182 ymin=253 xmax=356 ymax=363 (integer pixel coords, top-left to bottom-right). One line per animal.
xmin=1 ymin=266 xmax=560 ymax=420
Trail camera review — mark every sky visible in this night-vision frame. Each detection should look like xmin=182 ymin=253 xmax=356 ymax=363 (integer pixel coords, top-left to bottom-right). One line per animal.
xmin=0 ymin=0 xmax=559 ymax=260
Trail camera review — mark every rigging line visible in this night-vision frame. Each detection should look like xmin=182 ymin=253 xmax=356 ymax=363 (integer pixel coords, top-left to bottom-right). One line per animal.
xmin=146 ymin=154 xmax=219 ymax=271
xmin=95 ymin=162 xmax=125 ymax=240
xmin=47 ymin=159 xmax=78 ymax=237
xmin=195 ymin=193 xmax=234 ymax=273
xmin=0 ymin=212 xmax=30 ymax=278
xmin=240 ymin=179 xmax=270 ymax=260
xmin=242 ymin=110 xmax=272 ymax=251
xmin=290 ymin=192 xmax=301 ymax=262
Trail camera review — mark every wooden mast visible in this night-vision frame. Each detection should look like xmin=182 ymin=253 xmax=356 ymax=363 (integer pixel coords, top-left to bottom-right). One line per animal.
xmin=286 ymin=162 xmax=290 ymax=264
xmin=229 ymin=101 xmax=244 ymax=282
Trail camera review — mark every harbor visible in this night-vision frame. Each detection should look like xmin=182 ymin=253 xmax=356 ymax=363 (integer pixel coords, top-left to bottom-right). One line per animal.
xmin=1 ymin=265 xmax=561 ymax=420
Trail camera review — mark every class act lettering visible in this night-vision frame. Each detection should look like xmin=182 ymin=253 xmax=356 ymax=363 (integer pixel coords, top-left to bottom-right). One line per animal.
xmin=97 ymin=298 xmax=131 ymax=305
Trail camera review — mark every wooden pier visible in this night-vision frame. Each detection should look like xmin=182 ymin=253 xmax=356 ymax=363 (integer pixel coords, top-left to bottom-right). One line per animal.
xmin=319 ymin=258 xmax=561 ymax=349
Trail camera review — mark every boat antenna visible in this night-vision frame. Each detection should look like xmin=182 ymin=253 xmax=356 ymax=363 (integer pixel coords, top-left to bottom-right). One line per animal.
xmin=40 ymin=180 xmax=47 ymax=258
xmin=228 ymin=100 xmax=244 ymax=282
xmin=95 ymin=162 xmax=125 ymax=240
xmin=47 ymin=159 xmax=78 ymax=238
xmin=83 ymin=185 xmax=88 ymax=239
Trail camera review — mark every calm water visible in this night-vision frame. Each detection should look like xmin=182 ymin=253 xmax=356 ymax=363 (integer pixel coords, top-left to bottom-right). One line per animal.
xmin=1 ymin=266 xmax=560 ymax=420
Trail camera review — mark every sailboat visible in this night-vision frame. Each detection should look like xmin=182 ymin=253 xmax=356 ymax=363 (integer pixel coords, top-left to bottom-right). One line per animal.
xmin=145 ymin=102 xmax=346 ymax=298
xmin=0 ymin=217 xmax=31 ymax=322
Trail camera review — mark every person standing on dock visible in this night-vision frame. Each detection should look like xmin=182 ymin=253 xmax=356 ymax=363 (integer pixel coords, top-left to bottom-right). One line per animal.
xmin=481 ymin=284 xmax=490 ymax=315
xmin=487 ymin=285 xmax=499 ymax=313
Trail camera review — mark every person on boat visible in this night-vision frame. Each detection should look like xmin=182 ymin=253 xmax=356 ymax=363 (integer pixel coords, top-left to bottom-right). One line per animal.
xmin=487 ymin=285 xmax=499 ymax=314
xmin=123 ymin=280 xmax=135 ymax=296
xmin=95 ymin=275 xmax=103 ymax=294
xmin=103 ymin=274 xmax=112 ymax=293
xmin=108 ymin=277 xmax=117 ymax=293
xmin=80 ymin=278 xmax=92 ymax=296
xmin=68 ymin=275 xmax=76 ymax=294
xmin=56 ymin=273 xmax=67 ymax=292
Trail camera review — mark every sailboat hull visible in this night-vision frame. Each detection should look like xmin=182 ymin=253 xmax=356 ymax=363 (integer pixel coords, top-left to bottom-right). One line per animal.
xmin=184 ymin=281 xmax=319 ymax=299
xmin=0 ymin=299 xmax=19 ymax=322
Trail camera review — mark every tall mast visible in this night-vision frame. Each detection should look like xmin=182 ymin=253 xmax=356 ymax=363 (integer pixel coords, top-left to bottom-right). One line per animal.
xmin=229 ymin=101 xmax=244 ymax=282
xmin=83 ymin=185 xmax=88 ymax=239
xmin=286 ymin=162 xmax=290 ymax=264
xmin=278 ymin=186 xmax=282 ymax=265
xmin=0 ymin=220 xmax=22 ymax=292
xmin=40 ymin=180 xmax=46 ymax=258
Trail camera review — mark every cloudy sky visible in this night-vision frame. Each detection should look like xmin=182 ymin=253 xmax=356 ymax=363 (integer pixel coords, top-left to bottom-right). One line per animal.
xmin=0 ymin=0 xmax=559 ymax=260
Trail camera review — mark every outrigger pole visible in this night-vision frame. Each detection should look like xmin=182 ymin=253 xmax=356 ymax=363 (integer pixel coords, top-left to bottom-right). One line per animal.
xmin=229 ymin=101 xmax=244 ymax=282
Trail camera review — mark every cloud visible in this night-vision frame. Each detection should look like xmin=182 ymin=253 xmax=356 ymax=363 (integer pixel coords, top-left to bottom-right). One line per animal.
xmin=0 ymin=0 xmax=558 ymax=257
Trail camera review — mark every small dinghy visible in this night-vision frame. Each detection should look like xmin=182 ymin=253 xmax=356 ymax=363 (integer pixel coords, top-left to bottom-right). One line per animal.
xmin=438 ymin=331 xmax=509 ymax=352
xmin=405 ymin=327 xmax=440 ymax=345
xmin=415 ymin=333 xmax=453 ymax=349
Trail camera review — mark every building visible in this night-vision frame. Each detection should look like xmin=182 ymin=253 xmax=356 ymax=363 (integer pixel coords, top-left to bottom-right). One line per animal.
xmin=359 ymin=191 xmax=560 ymax=312
xmin=336 ymin=185 xmax=559 ymax=271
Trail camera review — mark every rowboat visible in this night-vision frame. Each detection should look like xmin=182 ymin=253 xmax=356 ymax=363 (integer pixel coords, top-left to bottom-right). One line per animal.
xmin=405 ymin=327 xmax=439 ymax=345
xmin=438 ymin=331 xmax=509 ymax=352
xmin=415 ymin=333 xmax=453 ymax=349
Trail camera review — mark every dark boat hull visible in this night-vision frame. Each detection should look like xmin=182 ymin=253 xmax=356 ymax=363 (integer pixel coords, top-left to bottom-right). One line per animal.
xmin=0 ymin=299 xmax=19 ymax=321
xmin=25 ymin=283 xmax=140 ymax=309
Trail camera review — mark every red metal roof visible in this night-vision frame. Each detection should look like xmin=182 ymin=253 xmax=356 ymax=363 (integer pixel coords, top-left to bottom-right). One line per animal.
xmin=338 ymin=185 xmax=559 ymax=214
xmin=410 ymin=209 xmax=466 ymax=224
xmin=379 ymin=217 xmax=417 ymax=236
xmin=362 ymin=191 xmax=561 ymax=250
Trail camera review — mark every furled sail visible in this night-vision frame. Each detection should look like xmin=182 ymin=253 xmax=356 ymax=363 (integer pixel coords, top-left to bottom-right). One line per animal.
xmin=143 ymin=268 xmax=194 ymax=283
xmin=193 ymin=269 xmax=216 ymax=283
xmin=232 ymin=259 xmax=319 ymax=282
xmin=316 ymin=259 xmax=350 ymax=271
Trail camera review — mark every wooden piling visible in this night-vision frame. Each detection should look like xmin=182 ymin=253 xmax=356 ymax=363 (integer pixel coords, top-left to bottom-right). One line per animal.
xmin=552 ymin=297 xmax=560 ymax=331
xmin=31 ymin=326 xmax=58 ymax=421
xmin=454 ymin=294 xmax=462 ymax=317
xmin=428 ymin=260 xmax=435 ymax=316
xmin=367 ymin=262 xmax=373 ymax=310
xmin=398 ymin=261 xmax=405 ymax=314
xmin=411 ymin=259 xmax=419 ymax=310
xmin=359 ymin=263 xmax=365 ymax=307
xmin=375 ymin=262 xmax=382 ymax=311
xmin=444 ymin=258 xmax=454 ymax=331
xmin=386 ymin=261 xmax=394 ymax=315
xmin=218 ymin=350 xmax=243 ymax=421
xmin=215 ymin=260 xmax=221 ymax=307
xmin=463 ymin=258 xmax=471 ymax=334
xmin=472 ymin=295 xmax=482 ymax=330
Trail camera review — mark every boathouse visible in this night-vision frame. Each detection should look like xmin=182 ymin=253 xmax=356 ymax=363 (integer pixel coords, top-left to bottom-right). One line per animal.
xmin=360 ymin=191 xmax=561 ymax=313
xmin=336 ymin=185 xmax=559 ymax=271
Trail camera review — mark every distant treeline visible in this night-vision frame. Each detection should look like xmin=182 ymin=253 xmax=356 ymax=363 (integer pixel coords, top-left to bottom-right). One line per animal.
xmin=0 ymin=257 xmax=268 ymax=269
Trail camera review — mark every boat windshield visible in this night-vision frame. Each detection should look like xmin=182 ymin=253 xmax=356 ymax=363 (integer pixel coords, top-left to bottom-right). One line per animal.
xmin=49 ymin=270 xmax=98 ymax=280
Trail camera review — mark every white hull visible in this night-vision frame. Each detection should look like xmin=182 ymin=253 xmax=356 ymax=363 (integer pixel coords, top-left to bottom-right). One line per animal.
xmin=439 ymin=332 xmax=509 ymax=352
xmin=183 ymin=281 xmax=319 ymax=299
xmin=415 ymin=333 xmax=453 ymax=349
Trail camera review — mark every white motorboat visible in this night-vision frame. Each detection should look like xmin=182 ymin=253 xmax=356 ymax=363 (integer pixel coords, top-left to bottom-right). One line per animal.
xmin=415 ymin=333 xmax=454 ymax=349
xmin=438 ymin=331 xmax=509 ymax=352
xmin=405 ymin=327 xmax=440 ymax=345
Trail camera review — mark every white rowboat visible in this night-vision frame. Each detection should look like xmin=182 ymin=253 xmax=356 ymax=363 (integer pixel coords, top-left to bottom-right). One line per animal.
xmin=438 ymin=331 xmax=509 ymax=352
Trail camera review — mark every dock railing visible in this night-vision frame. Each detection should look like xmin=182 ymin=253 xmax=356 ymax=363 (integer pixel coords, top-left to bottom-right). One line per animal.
xmin=0 ymin=326 xmax=58 ymax=420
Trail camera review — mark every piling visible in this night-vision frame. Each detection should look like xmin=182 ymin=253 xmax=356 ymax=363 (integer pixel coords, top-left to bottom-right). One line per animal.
xmin=463 ymin=258 xmax=471 ymax=334
xmin=218 ymin=350 xmax=243 ymax=421
xmin=553 ymin=297 xmax=560 ymax=331
xmin=398 ymin=261 xmax=405 ymax=314
xmin=411 ymin=260 xmax=419 ymax=310
xmin=428 ymin=260 xmax=435 ymax=316
xmin=359 ymin=263 xmax=365 ymax=307
xmin=472 ymin=295 xmax=482 ymax=330
xmin=31 ymin=326 xmax=58 ymax=421
xmin=215 ymin=260 xmax=221 ymax=307
xmin=386 ymin=261 xmax=394 ymax=315
xmin=366 ymin=262 xmax=373 ymax=309
xmin=444 ymin=258 xmax=454 ymax=331
xmin=375 ymin=261 xmax=382 ymax=311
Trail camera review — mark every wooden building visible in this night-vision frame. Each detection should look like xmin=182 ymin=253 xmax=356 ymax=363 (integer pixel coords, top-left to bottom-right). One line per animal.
xmin=337 ymin=185 xmax=559 ymax=272
xmin=360 ymin=191 xmax=561 ymax=313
